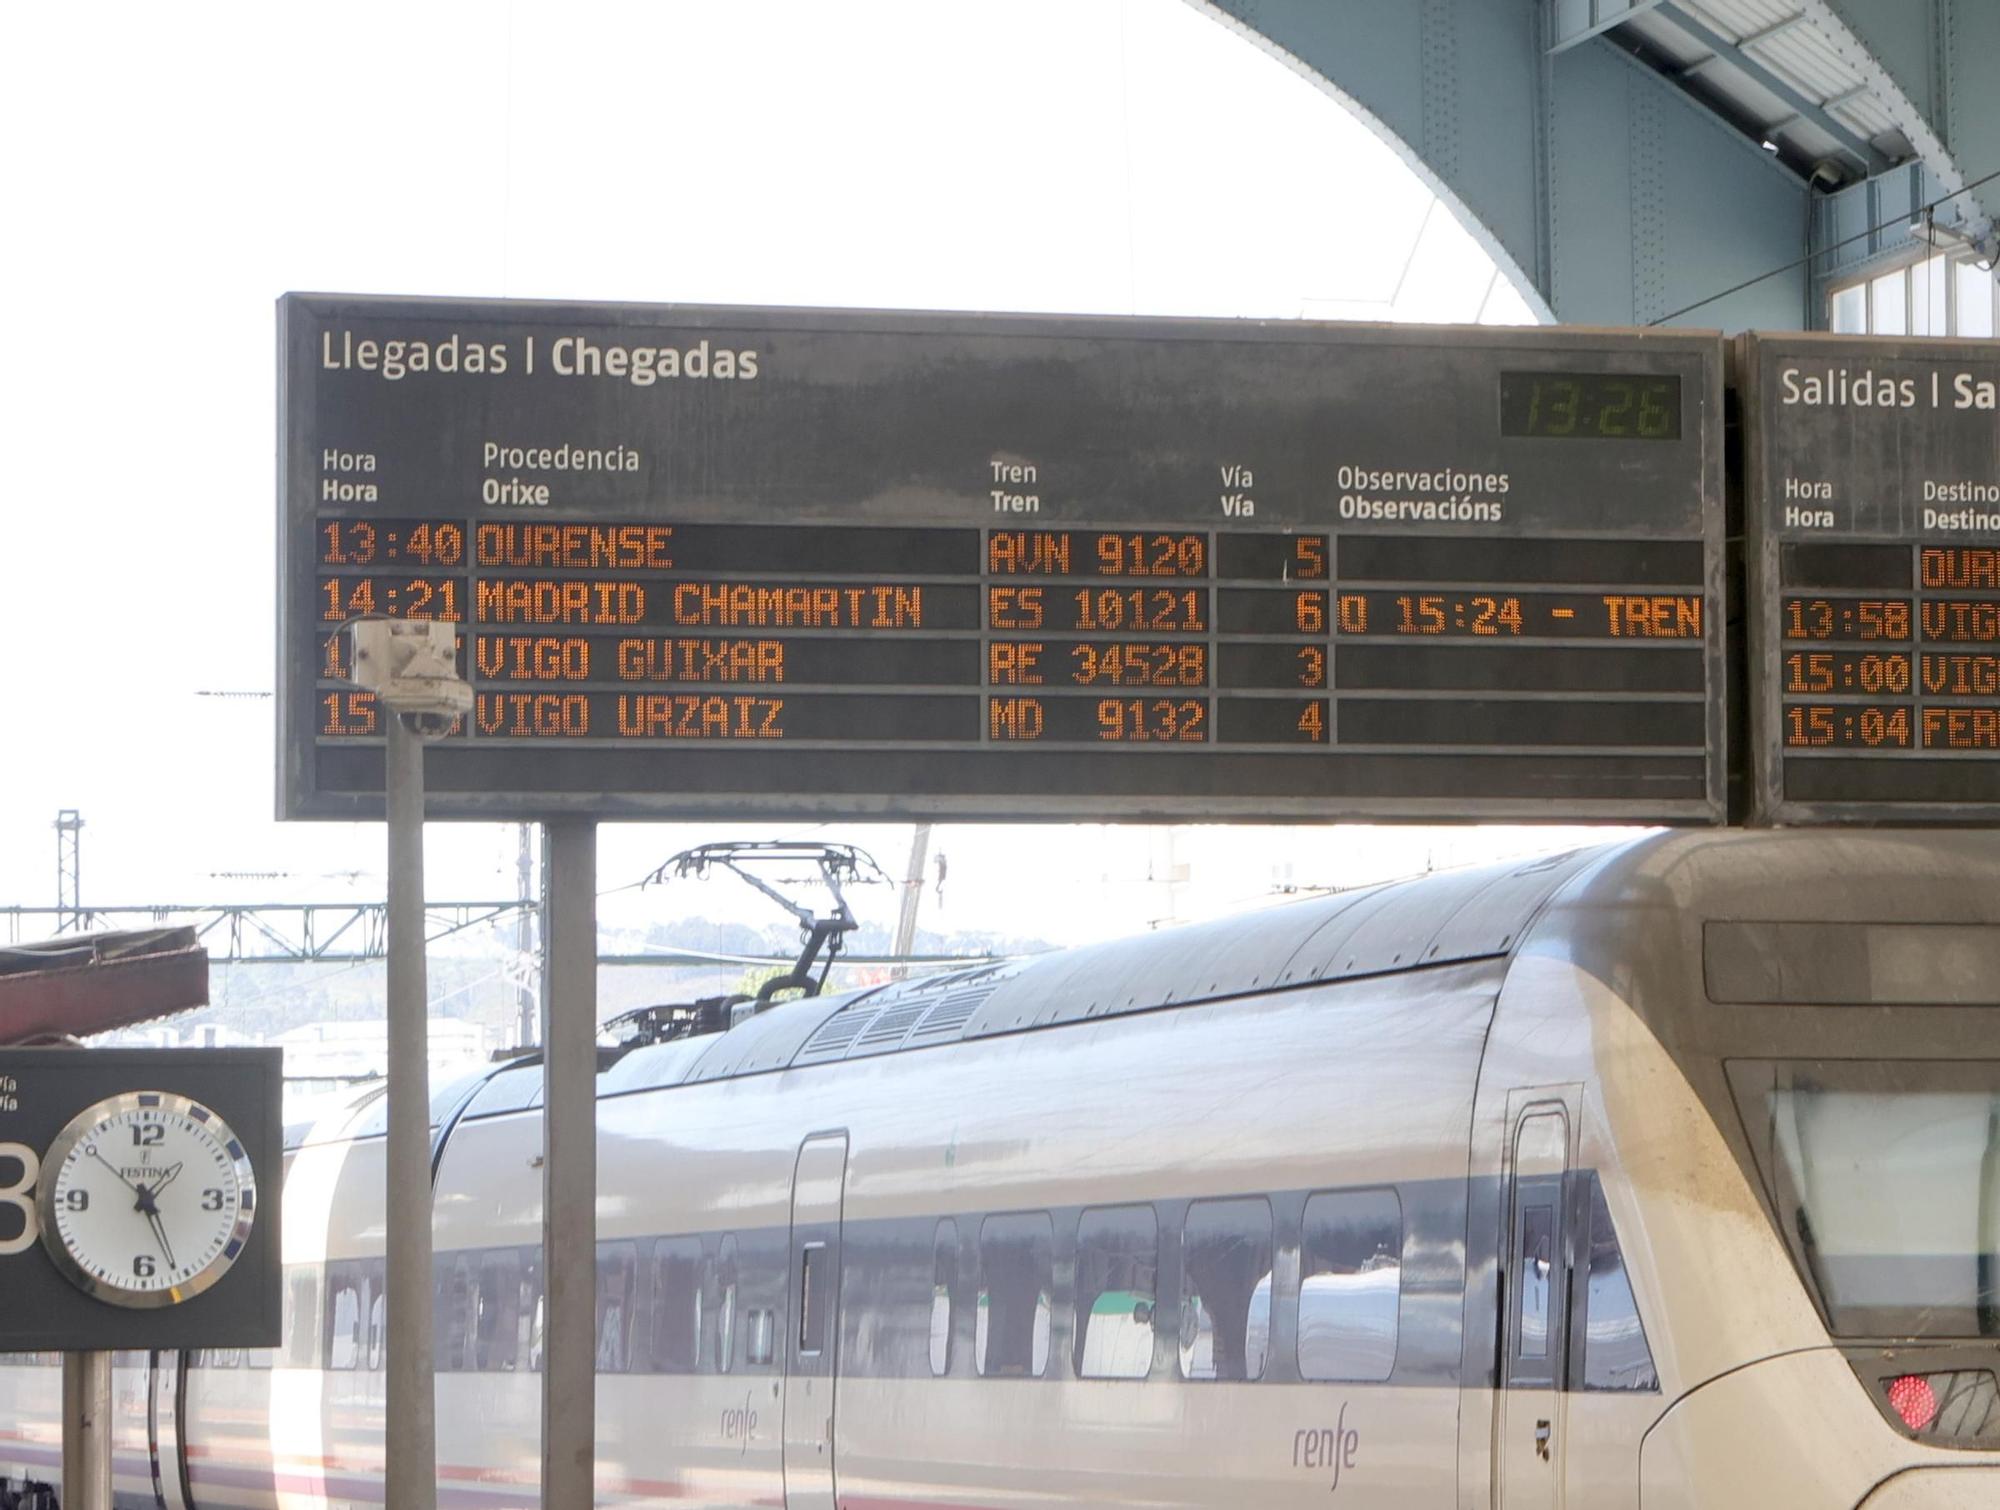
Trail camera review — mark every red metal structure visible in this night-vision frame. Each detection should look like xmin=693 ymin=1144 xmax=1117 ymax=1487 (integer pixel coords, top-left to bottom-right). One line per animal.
xmin=0 ymin=928 xmax=208 ymax=1044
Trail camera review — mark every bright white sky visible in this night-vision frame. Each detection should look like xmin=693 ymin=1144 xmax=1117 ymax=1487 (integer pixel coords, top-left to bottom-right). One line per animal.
xmin=1 ymin=0 xmax=1609 ymax=954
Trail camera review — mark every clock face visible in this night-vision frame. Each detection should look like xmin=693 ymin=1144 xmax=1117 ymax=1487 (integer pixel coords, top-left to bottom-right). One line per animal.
xmin=37 ymin=1092 xmax=257 ymax=1309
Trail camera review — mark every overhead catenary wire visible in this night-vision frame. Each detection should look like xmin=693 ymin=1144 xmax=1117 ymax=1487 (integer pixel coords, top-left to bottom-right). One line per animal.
xmin=1646 ymin=164 xmax=2000 ymax=327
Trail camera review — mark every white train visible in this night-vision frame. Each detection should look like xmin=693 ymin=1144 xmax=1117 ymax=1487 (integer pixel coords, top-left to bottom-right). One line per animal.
xmin=4 ymin=827 xmax=1998 ymax=1508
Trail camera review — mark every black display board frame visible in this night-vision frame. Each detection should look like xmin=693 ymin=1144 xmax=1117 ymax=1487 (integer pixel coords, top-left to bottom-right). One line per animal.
xmin=280 ymin=295 xmax=1728 ymax=824
xmin=1741 ymin=331 xmax=2000 ymax=824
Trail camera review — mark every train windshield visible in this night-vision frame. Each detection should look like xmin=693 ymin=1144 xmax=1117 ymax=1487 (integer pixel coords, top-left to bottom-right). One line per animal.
xmin=1731 ymin=1060 xmax=2000 ymax=1338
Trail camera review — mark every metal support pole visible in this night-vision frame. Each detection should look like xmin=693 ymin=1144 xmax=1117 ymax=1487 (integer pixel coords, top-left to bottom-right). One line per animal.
xmin=891 ymin=823 xmax=931 ymax=980
xmin=61 ymin=1350 xmax=111 ymax=1510
xmin=384 ymin=713 xmax=437 ymax=1510
xmin=515 ymin=824 xmax=539 ymax=1049
xmin=541 ymin=820 xmax=597 ymax=1505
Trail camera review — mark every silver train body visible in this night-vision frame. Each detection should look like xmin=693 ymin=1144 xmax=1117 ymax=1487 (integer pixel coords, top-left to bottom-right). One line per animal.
xmin=4 ymin=828 xmax=1998 ymax=1507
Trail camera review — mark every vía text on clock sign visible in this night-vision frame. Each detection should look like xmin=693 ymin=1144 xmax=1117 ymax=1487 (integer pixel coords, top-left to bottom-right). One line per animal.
xmin=1779 ymin=366 xmax=2000 ymax=410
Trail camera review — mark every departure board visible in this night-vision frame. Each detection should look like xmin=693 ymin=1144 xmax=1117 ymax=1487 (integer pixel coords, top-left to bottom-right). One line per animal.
xmin=1744 ymin=333 xmax=2000 ymax=823
xmin=279 ymin=295 xmax=1725 ymax=822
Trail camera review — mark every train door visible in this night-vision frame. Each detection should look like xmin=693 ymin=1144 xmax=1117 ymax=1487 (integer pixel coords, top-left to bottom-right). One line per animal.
xmin=1497 ymin=1104 xmax=1571 ymax=1510
xmin=783 ymin=1133 xmax=848 ymax=1510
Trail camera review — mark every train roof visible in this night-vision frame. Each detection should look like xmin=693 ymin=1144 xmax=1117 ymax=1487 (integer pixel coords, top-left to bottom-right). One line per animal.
xmin=603 ymin=838 xmax=1623 ymax=1095
xmin=295 ymin=828 xmax=2000 ymax=1139
xmin=602 ymin=827 xmax=2000 ymax=1097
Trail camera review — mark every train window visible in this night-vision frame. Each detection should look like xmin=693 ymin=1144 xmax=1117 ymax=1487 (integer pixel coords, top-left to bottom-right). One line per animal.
xmin=799 ymin=1243 xmax=828 ymax=1356
xmin=1075 ymin=1205 xmax=1157 ymax=1380
xmin=595 ymin=1241 xmax=641 ymax=1372
xmin=1298 ymin=1189 xmax=1402 ymax=1383
xmin=715 ymin=1236 xmax=739 ymax=1374
xmin=1744 ymin=1062 xmax=2000 ymax=1337
xmin=436 ymin=1254 xmax=476 ymax=1371
xmin=1518 ymin=1205 xmax=1555 ymax=1360
xmin=326 ymin=1268 xmax=362 ymax=1369
xmin=1580 ymin=1176 xmax=1657 ymax=1391
xmin=650 ymin=1237 xmax=704 ymax=1373
xmin=366 ymin=1275 xmax=386 ymax=1371
xmin=746 ymin=1306 xmax=777 ymax=1367
xmin=930 ymin=1219 xmax=957 ymax=1377
xmin=1508 ymin=1110 xmax=1570 ymax=1388
xmin=517 ymin=1248 xmax=545 ymax=1373
xmin=475 ymin=1250 xmax=521 ymax=1372
xmin=976 ymin=1212 xmax=1054 ymax=1378
xmin=1180 ymin=1198 xmax=1273 ymax=1382
xmin=284 ymin=1267 xmax=320 ymax=1368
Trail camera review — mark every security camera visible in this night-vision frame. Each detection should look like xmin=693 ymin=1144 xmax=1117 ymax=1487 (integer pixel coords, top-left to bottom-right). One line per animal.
xmin=346 ymin=620 xmax=474 ymax=717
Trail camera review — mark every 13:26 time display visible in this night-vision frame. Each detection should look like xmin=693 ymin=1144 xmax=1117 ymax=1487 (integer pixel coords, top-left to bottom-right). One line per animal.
xmin=1499 ymin=372 xmax=1681 ymax=440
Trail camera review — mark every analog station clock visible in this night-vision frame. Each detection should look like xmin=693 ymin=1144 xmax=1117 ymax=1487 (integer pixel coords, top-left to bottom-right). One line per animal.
xmin=36 ymin=1091 xmax=257 ymax=1308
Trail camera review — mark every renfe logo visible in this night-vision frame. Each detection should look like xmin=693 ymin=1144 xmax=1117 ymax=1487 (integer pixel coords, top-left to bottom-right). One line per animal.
xmin=720 ymin=1392 xmax=758 ymax=1456
xmin=1294 ymin=1403 xmax=1360 ymax=1493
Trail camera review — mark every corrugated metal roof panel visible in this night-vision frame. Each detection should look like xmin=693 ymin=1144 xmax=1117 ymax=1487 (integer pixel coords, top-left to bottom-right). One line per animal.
xmin=1617 ymin=0 xmax=1906 ymax=171
xmin=790 ymin=963 xmax=1021 ymax=1063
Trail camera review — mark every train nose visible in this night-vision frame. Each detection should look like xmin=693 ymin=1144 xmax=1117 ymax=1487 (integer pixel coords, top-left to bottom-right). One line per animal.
xmin=1639 ymin=1350 xmax=2000 ymax=1509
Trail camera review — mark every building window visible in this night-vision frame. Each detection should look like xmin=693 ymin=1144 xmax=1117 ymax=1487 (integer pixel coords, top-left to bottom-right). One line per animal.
xmin=1871 ymin=269 xmax=1909 ymax=334
xmin=1829 ymin=281 xmax=1867 ymax=333
xmin=1830 ymin=252 xmax=1997 ymax=337
xmin=1910 ymin=255 xmax=1947 ymax=335
xmin=1957 ymin=261 xmax=1996 ymax=337
xmin=1074 ymin=1205 xmax=1157 ymax=1380
xmin=1298 ymin=1189 xmax=1402 ymax=1383
xmin=976 ymin=1212 xmax=1053 ymax=1378
xmin=1179 ymin=1197 xmax=1273 ymax=1382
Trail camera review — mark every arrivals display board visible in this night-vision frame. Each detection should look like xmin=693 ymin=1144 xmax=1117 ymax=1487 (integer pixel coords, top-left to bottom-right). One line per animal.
xmin=279 ymin=296 xmax=1726 ymax=822
xmin=1743 ymin=333 xmax=2000 ymax=823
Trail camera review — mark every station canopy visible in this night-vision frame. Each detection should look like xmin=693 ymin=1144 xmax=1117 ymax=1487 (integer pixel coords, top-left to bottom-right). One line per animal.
xmin=0 ymin=928 xmax=209 ymax=1044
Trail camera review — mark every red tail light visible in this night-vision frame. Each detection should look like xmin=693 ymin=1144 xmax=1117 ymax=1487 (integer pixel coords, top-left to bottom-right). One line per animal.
xmin=1887 ymin=1373 xmax=1939 ymax=1431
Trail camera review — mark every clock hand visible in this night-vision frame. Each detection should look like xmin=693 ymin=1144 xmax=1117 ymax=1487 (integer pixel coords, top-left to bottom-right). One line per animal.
xmin=145 ymin=1207 xmax=178 ymax=1272
xmin=151 ymin=1161 xmax=185 ymax=1195
xmin=89 ymin=1145 xmax=144 ymax=1196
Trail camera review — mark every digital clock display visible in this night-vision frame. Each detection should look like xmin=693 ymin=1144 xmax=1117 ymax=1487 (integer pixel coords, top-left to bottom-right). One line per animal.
xmin=1499 ymin=371 xmax=1682 ymax=440
xmin=281 ymin=297 xmax=1725 ymax=823
xmin=1745 ymin=333 xmax=2000 ymax=821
